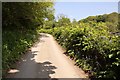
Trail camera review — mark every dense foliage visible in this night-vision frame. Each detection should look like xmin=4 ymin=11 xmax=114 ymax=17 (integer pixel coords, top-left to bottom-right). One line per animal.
xmin=2 ymin=2 xmax=54 ymax=77
xmin=79 ymin=12 xmax=120 ymax=33
xmin=40 ymin=12 xmax=120 ymax=79
xmin=2 ymin=2 xmax=54 ymax=30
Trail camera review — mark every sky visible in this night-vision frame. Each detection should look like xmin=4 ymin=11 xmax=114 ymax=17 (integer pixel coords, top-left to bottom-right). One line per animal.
xmin=54 ymin=2 xmax=118 ymax=21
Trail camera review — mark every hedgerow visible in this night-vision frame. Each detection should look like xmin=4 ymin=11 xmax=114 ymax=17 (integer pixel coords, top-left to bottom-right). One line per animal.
xmin=2 ymin=30 xmax=39 ymax=76
xmin=52 ymin=22 xmax=120 ymax=79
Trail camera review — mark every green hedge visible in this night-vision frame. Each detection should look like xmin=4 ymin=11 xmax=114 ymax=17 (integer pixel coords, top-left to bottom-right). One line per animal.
xmin=2 ymin=30 xmax=39 ymax=77
xmin=52 ymin=22 xmax=120 ymax=79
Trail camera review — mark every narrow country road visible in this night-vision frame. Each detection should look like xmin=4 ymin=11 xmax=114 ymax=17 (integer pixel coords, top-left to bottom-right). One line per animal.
xmin=7 ymin=33 xmax=87 ymax=78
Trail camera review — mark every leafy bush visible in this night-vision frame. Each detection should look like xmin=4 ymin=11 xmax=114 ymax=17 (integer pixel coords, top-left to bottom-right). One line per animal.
xmin=38 ymin=28 xmax=53 ymax=34
xmin=52 ymin=22 xmax=120 ymax=79
xmin=2 ymin=30 xmax=39 ymax=77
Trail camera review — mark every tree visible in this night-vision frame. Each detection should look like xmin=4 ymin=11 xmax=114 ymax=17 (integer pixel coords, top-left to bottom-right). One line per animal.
xmin=2 ymin=2 xmax=54 ymax=30
xmin=72 ymin=18 xmax=78 ymax=27
xmin=57 ymin=14 xmax=71 ymax=27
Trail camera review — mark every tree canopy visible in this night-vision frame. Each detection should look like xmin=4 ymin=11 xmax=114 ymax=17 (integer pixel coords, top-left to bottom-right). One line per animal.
xmin=2 ymin=2 xmax=54 ymax=30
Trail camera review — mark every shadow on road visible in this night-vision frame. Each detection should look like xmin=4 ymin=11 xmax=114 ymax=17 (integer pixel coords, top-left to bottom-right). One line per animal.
xmin=6 ymin=50 xmax=57 ymax=79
